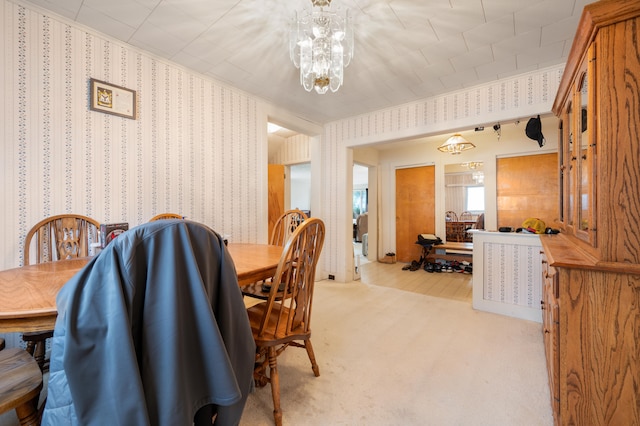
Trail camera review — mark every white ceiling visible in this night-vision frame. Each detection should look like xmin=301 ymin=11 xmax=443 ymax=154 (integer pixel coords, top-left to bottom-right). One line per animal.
xmin=21 ymin=0 xmax=593 ymax=125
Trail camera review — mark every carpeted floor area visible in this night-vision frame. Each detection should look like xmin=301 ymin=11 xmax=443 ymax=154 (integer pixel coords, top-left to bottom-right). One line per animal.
xmin=0 ymin=269 xmax=552 ymax=426
xmin=240 ymin=279 xmax=553 ymax=425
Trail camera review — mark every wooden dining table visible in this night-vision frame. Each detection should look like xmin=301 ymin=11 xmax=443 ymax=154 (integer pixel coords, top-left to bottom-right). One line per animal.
xmin=0 ymin=243 xmax=282 ymax=334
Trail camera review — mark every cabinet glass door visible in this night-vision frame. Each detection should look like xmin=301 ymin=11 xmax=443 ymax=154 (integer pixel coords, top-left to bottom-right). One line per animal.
xmin=558 ymin=119 xmax=565 ymax=224
xmin=578 ymin=70 xmax=590 ymax=233
xmin=567 ymin=101 xmax=575 ymax=228
xmin=576 ymin=49 xmax=596 ymax=246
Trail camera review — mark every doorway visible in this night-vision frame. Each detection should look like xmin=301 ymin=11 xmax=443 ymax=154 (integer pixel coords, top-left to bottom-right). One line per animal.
xmin=353 ymin=164 xmax=369 ymax=265
xmin=267 ymin=122 xmax=312 ymax=240
xmin=289 ymin=163 xmax=311 ymax=216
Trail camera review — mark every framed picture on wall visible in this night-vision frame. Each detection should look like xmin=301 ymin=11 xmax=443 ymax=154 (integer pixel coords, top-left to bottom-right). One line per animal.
xmin=89 ymin=78 xmax=136 ymax=120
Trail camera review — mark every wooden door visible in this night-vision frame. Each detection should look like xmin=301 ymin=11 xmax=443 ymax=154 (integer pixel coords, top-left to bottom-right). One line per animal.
xmin=268 ymin=164 xmax=285 ymax=240
xmin=496 ymin=153 xmax=558 ymax=230
xmin=395 ymin=166 xmax=435 ymax=263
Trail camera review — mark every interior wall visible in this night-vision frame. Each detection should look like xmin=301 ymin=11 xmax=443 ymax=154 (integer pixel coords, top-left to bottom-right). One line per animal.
xmin=372 ymin=117 xmax=559 ymax=256
xmin=1 ymin=0 xmax=567 ymax=285
xmin=0 ymin=0 xmax=268 ymax=270
xmin=345 ymin=115 xmax=558 ymax=278
xmin=269 ymin=134 xmax=310 ymax=165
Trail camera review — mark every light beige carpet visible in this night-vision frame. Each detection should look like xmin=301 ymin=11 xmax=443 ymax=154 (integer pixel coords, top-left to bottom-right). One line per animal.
xmin=0 ymin=279 xmax=552 ymax=426
xmin=240 ymin=280 xmax=553 ymax=426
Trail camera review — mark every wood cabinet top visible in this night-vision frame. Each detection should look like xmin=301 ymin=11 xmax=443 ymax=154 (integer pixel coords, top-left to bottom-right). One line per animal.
xmin=541 ymin=233 xmax=640 ymax=275
xmin=553 ymin=0 xmax=640 ymax=114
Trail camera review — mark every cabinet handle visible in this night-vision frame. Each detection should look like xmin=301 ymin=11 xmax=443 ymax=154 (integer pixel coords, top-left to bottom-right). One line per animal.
xmin=541 ymin=300 xmax=545 ymax=310
xmin=582 ymin=154 xmax=587 ymax=160
xmin=544 ymin=329 xmax=550 ymax=334
xmin=571 ymin=156 xmax=577 ymax=161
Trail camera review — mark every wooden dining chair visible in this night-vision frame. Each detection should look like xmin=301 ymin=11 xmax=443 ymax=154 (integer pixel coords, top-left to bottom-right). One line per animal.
xmin=247 ymin=217 xmax=325 ymax=426
xmin=458 ymin=211 xmax=475 ymax=242
xmin=241 ymin=209 xmax=308 ymax=300
xmin=459 ymin=211 xmax=473 ymax=221
xmin=24 ymin=214 xmax=100 ymax=265
xmin=445 ymin=211 xmax=458 ymax=222
xmin=268 ymin=209 xmax=308 ymax=246
xmin=23 ymin=214 xmax=100 ymax=371
xmin=0 ymin=348 xmax=43 ymax=426
xmin=148 ymin=213 xmax=183 ymax=221
xmin=472 ymin=213 xmax=485 ymax=230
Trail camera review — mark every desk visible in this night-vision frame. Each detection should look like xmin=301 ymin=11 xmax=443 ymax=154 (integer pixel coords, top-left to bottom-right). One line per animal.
xmin=0 ymin=243 xmax=282 ymax=333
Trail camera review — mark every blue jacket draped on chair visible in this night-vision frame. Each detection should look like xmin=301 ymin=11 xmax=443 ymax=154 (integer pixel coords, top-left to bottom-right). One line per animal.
xmin=42 ymin=219 xmax=255 ymax=426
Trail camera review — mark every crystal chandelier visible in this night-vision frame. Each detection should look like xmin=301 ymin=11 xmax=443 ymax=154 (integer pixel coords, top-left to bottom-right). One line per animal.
xmin=289 ymin=0 xmax=354 ymax=94
xmin=437 ymin=134 xmax=476 ymax=154
xmin=461 ymin=161 xmax=484 ymax=183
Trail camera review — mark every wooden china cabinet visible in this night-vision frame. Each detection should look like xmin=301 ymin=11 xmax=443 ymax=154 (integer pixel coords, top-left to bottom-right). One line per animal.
xmin=540 ymin=0 xmax=640 ymax=424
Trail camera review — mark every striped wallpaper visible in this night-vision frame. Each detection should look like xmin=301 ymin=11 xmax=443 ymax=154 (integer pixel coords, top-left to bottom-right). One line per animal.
xmin=269 ymin=134 xmax=310 ymax=165
xmin=1 ymin=0 xmax=565 ymax=345
xmin=1 ymin=1 xmax=266 ymax=272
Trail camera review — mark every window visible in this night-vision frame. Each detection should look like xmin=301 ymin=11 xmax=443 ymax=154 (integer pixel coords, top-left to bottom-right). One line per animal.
xmin=353 ymin=189 xmax=368 ymax=218
xmin=466 ymin=186 xmax=485 ymax=211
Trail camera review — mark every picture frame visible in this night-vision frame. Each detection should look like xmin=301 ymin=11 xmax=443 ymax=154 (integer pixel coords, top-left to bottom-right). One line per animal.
xmin=89 ymin=78 xmax=136 ymax=120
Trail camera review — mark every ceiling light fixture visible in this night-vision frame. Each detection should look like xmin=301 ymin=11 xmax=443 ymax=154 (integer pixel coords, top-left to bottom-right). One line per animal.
xmin=289 ymin=0 xmax=354 ymax=94
xmin=438 ymin=134 xmax=476 ymax=155
xmin=461 ymin=161 xmax=483 ymax=170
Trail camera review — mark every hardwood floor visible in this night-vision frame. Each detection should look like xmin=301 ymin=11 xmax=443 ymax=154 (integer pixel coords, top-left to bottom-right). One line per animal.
xmin=358 ymin=260 xmax=473 ymax=302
